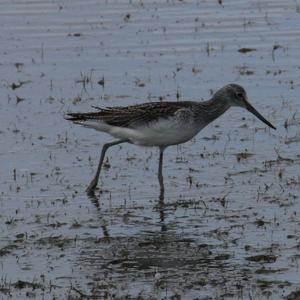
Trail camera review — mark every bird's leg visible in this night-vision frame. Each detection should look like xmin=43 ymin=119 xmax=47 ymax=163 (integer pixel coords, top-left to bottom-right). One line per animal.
xmin=158 ymin=146 xmax=165 ymax=200
xmin=86 ymin=140 xmax=126 ymax=195
xmin=158 ymin=147 xmax=166 ymax=231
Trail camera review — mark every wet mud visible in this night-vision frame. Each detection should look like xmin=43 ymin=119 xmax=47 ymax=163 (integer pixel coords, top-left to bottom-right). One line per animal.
xmin=1 ymin=0 xmax=300 ymax=299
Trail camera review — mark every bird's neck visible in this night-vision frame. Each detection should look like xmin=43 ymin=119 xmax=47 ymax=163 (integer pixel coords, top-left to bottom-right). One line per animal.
xmin=195 ymin=96 xmax=230 ymax=126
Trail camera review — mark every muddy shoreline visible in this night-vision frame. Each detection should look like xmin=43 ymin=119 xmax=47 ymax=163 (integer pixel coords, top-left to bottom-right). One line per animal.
xmin=1 ymin=0 xmax=300 ymax=299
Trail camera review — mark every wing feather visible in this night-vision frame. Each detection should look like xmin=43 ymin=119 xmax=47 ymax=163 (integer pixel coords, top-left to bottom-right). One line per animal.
xmin=65 ymin=101 xmax=196 ymax=128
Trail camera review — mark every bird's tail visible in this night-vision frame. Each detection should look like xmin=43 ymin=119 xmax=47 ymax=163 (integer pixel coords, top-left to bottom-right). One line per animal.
xmin=64 ymin=112 xmax=99 ymax=122
xmin=64 ymin=112 xmax=113 ymax=132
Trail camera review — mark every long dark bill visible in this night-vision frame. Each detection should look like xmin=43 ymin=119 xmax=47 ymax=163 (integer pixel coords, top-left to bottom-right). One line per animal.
xmin=245 ymin=101 xmax=276 ymax=130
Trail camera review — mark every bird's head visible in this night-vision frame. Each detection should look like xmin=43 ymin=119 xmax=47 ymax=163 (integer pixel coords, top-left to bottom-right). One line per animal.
xmin=214 ymin=84 xmax=276 ymax=130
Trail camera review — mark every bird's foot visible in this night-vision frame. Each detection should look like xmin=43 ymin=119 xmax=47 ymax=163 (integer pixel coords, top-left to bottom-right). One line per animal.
xmin=86 ymin=178 xmax=98 ymax=195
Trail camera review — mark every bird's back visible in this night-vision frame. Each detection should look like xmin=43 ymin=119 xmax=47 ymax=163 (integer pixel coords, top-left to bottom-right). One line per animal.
xmin=65 ymin=101 xmax=198 ymax=129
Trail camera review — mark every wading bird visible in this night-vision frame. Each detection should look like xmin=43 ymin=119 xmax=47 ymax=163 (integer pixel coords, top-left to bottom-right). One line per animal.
xmin=65 ymin=84 xmax=276 ymax=195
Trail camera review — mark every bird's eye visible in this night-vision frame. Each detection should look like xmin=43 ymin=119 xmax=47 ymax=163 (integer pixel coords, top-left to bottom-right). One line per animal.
xmin=236 ymin=92 xmax=244 ymax=99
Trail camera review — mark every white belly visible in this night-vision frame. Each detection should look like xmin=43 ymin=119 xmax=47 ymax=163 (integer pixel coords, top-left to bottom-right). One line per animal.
xmin=110 ymin=118 xmax=202 ymax=146
xmin=76 ymin=117 xmax=204 ymax=147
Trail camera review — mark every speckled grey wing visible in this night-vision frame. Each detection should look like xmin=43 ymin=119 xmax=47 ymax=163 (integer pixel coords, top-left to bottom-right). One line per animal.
xmin=65 ymin=101 xmax=196 ymax=128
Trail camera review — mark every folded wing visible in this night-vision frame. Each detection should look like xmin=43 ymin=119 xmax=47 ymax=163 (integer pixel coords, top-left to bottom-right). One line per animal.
xmin=65 ymin=101 xmax=195 ymax=128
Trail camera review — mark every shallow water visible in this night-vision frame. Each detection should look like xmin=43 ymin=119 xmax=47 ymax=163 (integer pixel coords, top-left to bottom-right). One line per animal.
xmin=1 ymin=0 xmax=300 ymax=299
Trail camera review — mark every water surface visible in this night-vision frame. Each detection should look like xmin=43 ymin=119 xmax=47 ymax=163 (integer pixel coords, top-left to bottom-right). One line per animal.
xmin=1 ymin=0 xmax=300 ymax=299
